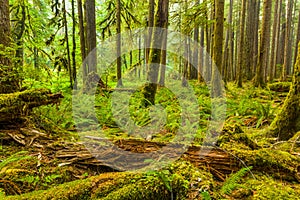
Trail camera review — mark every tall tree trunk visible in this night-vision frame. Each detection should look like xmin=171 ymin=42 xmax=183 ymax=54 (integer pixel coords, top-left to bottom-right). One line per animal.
xmin=192 ymin=26 xmax=199 ymax=80
xmin=146 ymin=0 xmax=155 ymax=65
xmin=274 ymin=1 xmax=282 ymax=79
xmin=143 ymin=0 xmax=169 ymax=106
xmin=159 ymin=0 xmax=169 ymax=86
xmin=72 ymin=0 xmax=77 ymax=89
xmin=63 ymin=0 xmax=73 ymax=88
xmin=204 ymin=0 xmax=211 ymax=81
xmin=294 ymin=9 xmax=300 ymax=66
xmin=198 ymin=27 xmax=205 ymax=83
xmin=211 ymin=0 xmax=224 ymax=97
xmin=85 ymin=0 xmax=97 ymax=73
xmin=254 ymin=0 xmax=272 ymax=87
xmin=270 ymin=44 xmax=300 ymax=140
xmin=236 ymin=0 xmax=246 ymax=88
xmin=282 ymin=0 xmax=293 ymax=81
xmin=0 ymin=0 xmax=19 ymax=93
xmin=116 ymin=0 xmax=123 ymax=86
xmin=77 ymin=0 xmax=87 ymax=83
xmin=244 ymin=0 xmax=255 ymax=80
xmin=252 ymin=0 xmax=260 ymax=77
xmin=277 ymin=2 xmax=286 ymax=78
xmin=270 ymin=0 xmax=281 ymax=82
xmin=222 ymin=0 xmax=233 ymax=82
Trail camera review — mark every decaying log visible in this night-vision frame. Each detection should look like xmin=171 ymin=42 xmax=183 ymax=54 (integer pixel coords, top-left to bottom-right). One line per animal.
xmin=4 ymin=126 xmax=299 ymax=181
xmin=0 ymin=89 xmax=63 ymax=124
xmin=53 ymin=138 xmax=300 ymax=181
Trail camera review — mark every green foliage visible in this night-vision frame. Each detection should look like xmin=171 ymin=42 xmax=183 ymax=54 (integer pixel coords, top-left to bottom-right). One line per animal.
xmin=220 ymin=166 xmax=252 ymax=195
xmin=17 ymin=174 xmax=62 ymax=188
xmin=0 ymin=151 xmax=31 ymax=177
xmin=201 ymin=191 xmax=212 ymax=200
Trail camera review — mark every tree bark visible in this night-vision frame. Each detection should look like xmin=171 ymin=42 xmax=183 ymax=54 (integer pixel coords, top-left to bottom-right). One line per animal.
xmin=143 ymin=0 xmax=169 ymax=106
xmin=244 ymin=0 xmax=255 ymax=80
xmin=270 ymin=0 xmax=281 ymax=82
xmin=77 ymin=0 xmax=87 ymax=82
xmin=146 ymin=0 xmax=155 ymax=66
xmin=236 ymin=0 xmax=246 ymax=88
xmin=85 ymin=0 xmax=97 ymax=73
xmin=116 ymin=0 xmax=123 ymax=87
xmin=0 ymin=0 xmax=19 ymax=94
xmin=294 ymin=9 xmax=300 ymax=67
xmin=254 ymin=0 xmax=272 ymax=87
xmin=62 ymin=0 xmax=73 ymax=88
xmin=72 ymin=0 xmax=77 ymax=89
xmin=252 ymin=0 xmax=260 ymax=77
xmin=222 ymin=0 xmax=233 ymax=82
xmin=270 ymin=44 xmax=300 ymax=141
xmin=282 ymin=0 xmax=294 ymax=81
xmin=211 ymin=0 xmax=224 ymax=97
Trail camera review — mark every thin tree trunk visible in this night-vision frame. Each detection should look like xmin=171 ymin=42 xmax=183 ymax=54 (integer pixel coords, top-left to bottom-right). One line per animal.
xmin=244 ymin=0 xmax=255 ymax=80
xmin=116 ymin=0 xmax=123 ymax=86
xmin=212 ymin=0 xmax=224 ymax=97
xmin=72 ymin=0 xmax=77 ymax=89
xmin=282 ymin=0 xmax=293 ymax=81
xmin=198 ymin=27 xmax=204 ymax=83
xmin=236 ymin=0 xmax=246 ymax=87
xmin=204 ymin=0 xmax=211 ymax=81
xmin=252 ymin=0 xmax=260 ymax=77
xmin=143 ymin=0 xmax=169 ymax=106
xmin=254 ymin=0 xmax=272 ymax=87
xmin=222 ymin=0 xmax=233 ymax=82
xmin=85 ymin=0 xmax=97 ymax=73
xmin=146 ymin=0 xmax=155 ymax=65
xmin=159 ymin=0 xmax=169 ymax=86
xmin=77 ymin=0 xmax=87 ymax=83
xmin=63 ymin=0 xmax=73 ymax=88
xmin=270 ymin=0 xmax=281 ymax=82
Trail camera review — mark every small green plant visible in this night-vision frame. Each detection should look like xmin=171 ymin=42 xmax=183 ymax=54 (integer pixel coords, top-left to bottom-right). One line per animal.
xmin=0 ymin=151 xmax=31 ymax=177
xmin=221 ymin=166 xmax=252 ymax=195
xmin=201 ymin=191 xmax=212 ymax=200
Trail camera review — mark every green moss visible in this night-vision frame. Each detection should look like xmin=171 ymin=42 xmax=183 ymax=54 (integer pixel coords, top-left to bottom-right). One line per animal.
xmin=268 ymin=82 xmax=291 ymax=92
xmin=242 ymin=175 xmax=300 ymax=200
xmin=6 ymin=161 xmax=213 ymax=200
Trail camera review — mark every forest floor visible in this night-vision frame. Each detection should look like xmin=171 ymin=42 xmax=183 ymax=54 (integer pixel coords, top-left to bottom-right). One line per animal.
xmin=1 ymin=81 xmax=300 ymax=199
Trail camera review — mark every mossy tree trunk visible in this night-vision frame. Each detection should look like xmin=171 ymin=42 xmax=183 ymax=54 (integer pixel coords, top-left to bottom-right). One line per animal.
xmin=270 ymin=45 xmax=300 ymax=140
xmin=0 ymin=0 xmax=19 ymax=94
xmin=211 ymin=0 xmax=224 ymax=97
xmin=143 ymin=0 xmax=169 ymax=107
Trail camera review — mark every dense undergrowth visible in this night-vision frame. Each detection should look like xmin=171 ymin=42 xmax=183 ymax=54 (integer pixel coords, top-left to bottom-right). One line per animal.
xmin=1 ymin=78 xmax=300 ymax=199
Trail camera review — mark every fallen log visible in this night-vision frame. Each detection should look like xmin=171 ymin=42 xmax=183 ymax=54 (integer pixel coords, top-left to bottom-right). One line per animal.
xmin=0 ymin=88 xmax=63 ymax=124
xmin=53 ymin=138 xmax=299 ymax=181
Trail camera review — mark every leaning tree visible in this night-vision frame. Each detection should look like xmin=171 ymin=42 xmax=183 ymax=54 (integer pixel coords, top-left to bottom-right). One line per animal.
xmin=269 ymin=44 xmax=300 ymax=140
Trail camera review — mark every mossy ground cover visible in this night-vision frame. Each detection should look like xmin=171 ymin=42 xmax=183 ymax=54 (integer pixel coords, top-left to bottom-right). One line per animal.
xmin=1 ymin=80 xmax=300 ymax=199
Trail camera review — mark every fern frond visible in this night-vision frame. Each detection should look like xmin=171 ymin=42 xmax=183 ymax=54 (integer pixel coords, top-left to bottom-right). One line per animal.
xmin=221 ymin=166 xmax=252 ymax=195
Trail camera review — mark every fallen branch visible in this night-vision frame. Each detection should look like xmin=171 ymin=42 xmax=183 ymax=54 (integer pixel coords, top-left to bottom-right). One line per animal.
xmin=0 ymin=89 xmax=63 ymax=124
